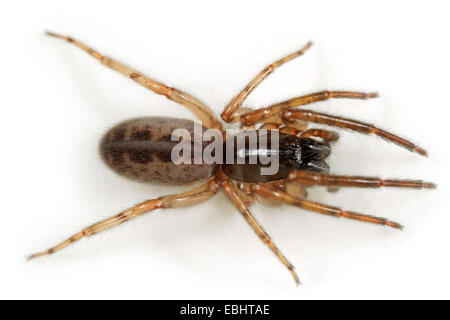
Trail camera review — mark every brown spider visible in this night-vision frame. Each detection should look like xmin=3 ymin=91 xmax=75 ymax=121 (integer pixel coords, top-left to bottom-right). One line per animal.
xmin=28 ymin=32 xmax=435 ymax=285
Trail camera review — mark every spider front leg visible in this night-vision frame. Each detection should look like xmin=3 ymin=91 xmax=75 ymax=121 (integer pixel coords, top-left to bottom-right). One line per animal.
xmin=251 ymin=184 xmax=404 ymax=229
xmin=220 ymin=180 xmax=300 ymax=285
xmin=300 ymin=129 xmax=340 ymax=143
xmin=46 ymin=32 xmax=221 ymax=130
xmin=255 ymin=114 xmax=339 ymax=143
xmin=28 ymin=178 xmax=220 ymax=260
xmin=240 ymin=90 xmax=377 ymax=126
xmin=221 ymin=42 xmax=313 ymax=123
xmin=282 ymin=109 xmax=427 ymax=156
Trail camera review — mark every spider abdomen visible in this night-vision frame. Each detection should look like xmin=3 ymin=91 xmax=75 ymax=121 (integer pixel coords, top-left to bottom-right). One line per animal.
xmin=99 ymin=117 xmax=218 ymax=184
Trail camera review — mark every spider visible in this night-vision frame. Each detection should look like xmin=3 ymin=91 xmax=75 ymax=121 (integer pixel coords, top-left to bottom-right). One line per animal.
xmin=28 ymin=32 xmax=435 ymax=285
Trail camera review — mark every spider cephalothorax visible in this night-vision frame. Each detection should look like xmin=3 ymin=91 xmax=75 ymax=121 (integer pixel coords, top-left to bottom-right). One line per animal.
xmin=222 ymin=131 xmax=331 ymax=183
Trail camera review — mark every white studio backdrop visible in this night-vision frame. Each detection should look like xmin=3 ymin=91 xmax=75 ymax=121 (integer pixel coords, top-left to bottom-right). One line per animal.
xmin=0 ymin=0 xmax=448 ymax=299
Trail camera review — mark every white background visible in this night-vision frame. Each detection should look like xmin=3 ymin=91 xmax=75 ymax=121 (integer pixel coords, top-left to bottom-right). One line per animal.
xmin=1 ymin=0 xmax=449 ymax=299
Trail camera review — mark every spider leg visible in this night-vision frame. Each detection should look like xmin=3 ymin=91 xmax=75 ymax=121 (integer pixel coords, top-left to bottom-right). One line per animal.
xmin=260 ymin=118 xmax=337 ymax=142
xmin=221 ymin=180 xmax=300 ymax=285
xmin=234 ymin=182 xmax=256 ymax=207
xmin=251 ymin=183 xmax=404 ymax=229
xmin=248 ymin=110 xmax=307 ymax=132
xmin=221 ymin=42 xmax=313 ymax=123
xmin=288 ymin=171 xmax=436 ymax=189
xmin=260 ymin=123 xmax=281 ymax=130
xmin=284 ymin=181 xmax=308 ymax=199
xmin=28 ymin=178 xmax=220 ymax=260
xmin=258 ymin=114 xmax=307 ymax=135
xmin=300 ymin=128 xmax=340 ymax=143
xmin=282 ymin=119 xmax=308 ymax=132
xmin=279 ymin=125 xmax=303 ymax=136
xmin=283 ymin=109 xmax=428 ymax=156
xmin=241 ymin=91 xmax=377 ymax=126
xmin=46 ymin=32 xmax=221 ymax=130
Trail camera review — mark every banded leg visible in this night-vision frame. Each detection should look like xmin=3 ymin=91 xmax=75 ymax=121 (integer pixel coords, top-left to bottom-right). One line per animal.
xmin=46 ymin=32 xmax=221 ymax=129
xmin=283 ymin=109 xmax=427 ymax=156
xmin=221 ymin=42 xmax=313 ymax=122
xmin=221 ymin=180 xmax=300 ymax=285
xmin=241 ymin=91 xmax=377 ymax=126
xmin=28 ymin=178 xmax=220 ymax=260
xmin=288 ymin=171 xmax=436 ymax=189
xmin=251 ymin=184 xmax=404 ymax=229
xmin=300 ymin=128 xmax=340 ymax=143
